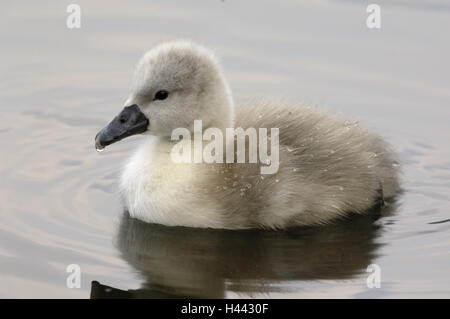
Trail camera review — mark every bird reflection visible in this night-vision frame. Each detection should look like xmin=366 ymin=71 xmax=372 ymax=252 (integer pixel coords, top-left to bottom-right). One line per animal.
xmin=91 ymin=203 xmax=397 ymax=298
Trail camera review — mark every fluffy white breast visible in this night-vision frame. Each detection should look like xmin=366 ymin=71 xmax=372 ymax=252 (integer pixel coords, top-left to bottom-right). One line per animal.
xmin=119 ymin=137 xmax=225 ymax=228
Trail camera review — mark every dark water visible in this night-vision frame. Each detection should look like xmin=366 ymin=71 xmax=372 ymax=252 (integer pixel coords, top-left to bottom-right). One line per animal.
xmin=1 ymin=0 xmax=449 ymax=298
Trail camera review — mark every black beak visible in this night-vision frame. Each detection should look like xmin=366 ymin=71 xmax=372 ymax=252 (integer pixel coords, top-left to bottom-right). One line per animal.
xmin=95 ymin=104 xmax=149 ymax=150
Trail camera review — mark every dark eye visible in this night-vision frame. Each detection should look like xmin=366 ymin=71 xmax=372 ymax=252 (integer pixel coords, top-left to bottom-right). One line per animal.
xmin=154 ymin=90 xmax=169 ymax=100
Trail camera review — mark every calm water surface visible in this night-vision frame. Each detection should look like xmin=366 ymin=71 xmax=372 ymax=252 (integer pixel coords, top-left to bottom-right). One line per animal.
xmin=1 ymin=0 xmax=449 ymax=298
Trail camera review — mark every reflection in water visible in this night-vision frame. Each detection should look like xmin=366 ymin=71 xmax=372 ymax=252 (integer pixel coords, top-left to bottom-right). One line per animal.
xmin=91 ymin=203 xmax=398 ymax=298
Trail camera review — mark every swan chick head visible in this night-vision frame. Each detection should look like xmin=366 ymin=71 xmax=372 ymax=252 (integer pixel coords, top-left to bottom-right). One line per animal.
xmin=95 ymin=41 xmax=234 ymax=149
xmin=126 ymin=41 xmax=234 ymax=137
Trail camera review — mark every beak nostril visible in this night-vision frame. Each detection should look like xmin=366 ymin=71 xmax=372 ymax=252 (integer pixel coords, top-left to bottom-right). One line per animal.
xmin=119 ymin=115 xmax=127 ymax=123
